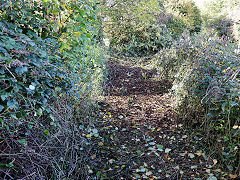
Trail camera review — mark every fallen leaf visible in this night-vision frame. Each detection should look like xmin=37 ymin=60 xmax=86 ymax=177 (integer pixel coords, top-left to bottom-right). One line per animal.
xmin=91 ymin=154 xmax=96 ymax=160
xmin=86 ymin=134 xmax=91 ymax=138
xmin=146 ymin=171 xmax=152 ymax=176
xmin=164 ymin=153 xmax=168 ymax=158
xmin=190 ymin=165 xmax=197 ymax=169
xmin=140 ymin=167 xmax=146 ymax=172
xmin=195 ymin=150 xmax=202 ymax=156
xmin=166 ymin=174 xmax=170 ymax=178
xmin=109 ymin=159 xmax=115 ymax=163
xmin=229 ymin=174 xmax=238 ymax=179
xmin=232 ymin=125 xmax=239 ymax=129
xmin=92 ymin=128 xmax=98 ymax=134
xmin=207 ymin=175 xmax=217 ymax=180
xmin=213 ymin=169 xmax=222 ymax=173
xmin=118 ymin=115 xmax=124 ymax=119
xmin=188 ymin=153 xmax=195 ymax=159
xmin=182 ymin=135 xmax=187 ymax=138
xmin=206 ymin=169 xmax=211 ymax=173
xmin=149 ymin=142 xmax=156 ymax=145
xmin=157 ymin=145 xmax=163 ymax=151
xmin=98 ymin=142 xmax=104 ymax=146
xmin=213 ymin=159 xmax=217 ymax=166
xmin=175 ymin=166 xmax=180 ymax=170
xmin=179 ymin=153 xmax=185 ymax=156
xmin=135 ymin=174 xmax=141 ymax=178
xmin=165 ymin=148 xmax=171 ymax=153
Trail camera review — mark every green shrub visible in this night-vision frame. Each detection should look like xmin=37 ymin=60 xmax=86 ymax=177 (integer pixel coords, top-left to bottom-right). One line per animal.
xmin=202 ymin=0 xmax=240 ymax=42
xmin=163 ymin=0 xmax=202 ymax=35
xmin=0 ymin=0 xmax=106 ymax=178
xmin=102 ymin=0 xmax=174 ymax=56
xmin=150 ymin=29 xmax=239 ymax=173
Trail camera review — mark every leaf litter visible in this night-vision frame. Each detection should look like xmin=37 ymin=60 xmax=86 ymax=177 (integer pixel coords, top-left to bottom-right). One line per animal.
xmin=90 ymin=58 xmax=232 ymax=179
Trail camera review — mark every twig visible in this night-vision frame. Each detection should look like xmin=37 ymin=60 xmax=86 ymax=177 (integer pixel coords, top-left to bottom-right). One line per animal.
xmin=0 ymin=2 xmax=8 ymax=8
xmin=0 ymin=170 xmax=13 ymax=179
xmin=4 ymin=66 xmax=17 ymax=81
xmin=18 ymin=172 xmax=36 ymax=180
xmin=0 ymin=153 xmax=24 ymax=156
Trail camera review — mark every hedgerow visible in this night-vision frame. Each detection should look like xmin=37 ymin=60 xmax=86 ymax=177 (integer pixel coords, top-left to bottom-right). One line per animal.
xmin=149 ymin=29 xmax=240 ymax=173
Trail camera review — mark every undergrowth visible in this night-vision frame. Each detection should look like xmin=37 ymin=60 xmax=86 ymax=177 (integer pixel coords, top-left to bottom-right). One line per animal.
xmin=0 ymin=0 xmax=106 ymax=179
xmin=149 ymin=29 xmax=240 ymax=173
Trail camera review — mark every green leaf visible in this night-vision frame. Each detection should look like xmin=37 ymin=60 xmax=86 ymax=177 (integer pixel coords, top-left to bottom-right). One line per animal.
xmin=44 ymin=129 xmax=50 ymax=136
xmin=0 ymin=105 xmax=4 ymax=112
xmin=1 ymin=93 xmax=11 ymax=101
xmin=136 ymin=150 xmax=142 ymax=156
xmin=37 ymin=108 xmax=43 ymax=116
xmin=18 ymin=139 xmax=27 ymax=146
xmin=15 ymin=66 xmax=28 ymax=76
xmin=6 ymin=162 xmax=14 ymax=168
xmin=96 ymin=171 xmax=102 ymax=176
xmin=157 ymin=145 xmax=163 ymax=149
xmin=7 ymin=100 xmax=18 ymax=109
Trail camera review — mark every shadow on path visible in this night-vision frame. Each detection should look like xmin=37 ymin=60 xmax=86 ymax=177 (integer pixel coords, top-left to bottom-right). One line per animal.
xmin=104 ymin=59 xmax=172 ymax=96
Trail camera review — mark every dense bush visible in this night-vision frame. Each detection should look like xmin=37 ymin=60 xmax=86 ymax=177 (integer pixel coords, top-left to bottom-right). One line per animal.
xmin=185 ymin=36 xmax=240 ymax=173
xmin=149 ymin=29 xmax=240 ymax=173
xmin=163 ymin=0 xmax=202 ymax=35
xmin=102 ymin=0 xmax=174 ymax=56
xmin=202 ymin=0 xmax=240 ymax=42
xmin=0 ymin=0 xmax=106 ymax=178
xmin=102 ymin=0 xmax=202 ymax=57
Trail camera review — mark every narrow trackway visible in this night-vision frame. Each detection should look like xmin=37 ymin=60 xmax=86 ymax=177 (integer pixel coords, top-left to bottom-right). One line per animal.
xmin=94 ymin=58 xmax=221 ymax=179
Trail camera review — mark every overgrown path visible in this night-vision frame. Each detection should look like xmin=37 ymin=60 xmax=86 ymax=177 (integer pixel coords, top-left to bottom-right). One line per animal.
xmin=93 ymin=57 xmax=222 ymax=179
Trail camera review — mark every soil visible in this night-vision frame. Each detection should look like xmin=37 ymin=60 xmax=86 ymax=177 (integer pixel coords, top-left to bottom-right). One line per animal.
xmin=92 ymin=58 xmax=226 ymax=179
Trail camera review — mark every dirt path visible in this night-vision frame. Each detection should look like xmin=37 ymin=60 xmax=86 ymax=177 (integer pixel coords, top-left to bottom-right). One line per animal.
xmin=93 ymin=58 xmax=222 ymax=179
